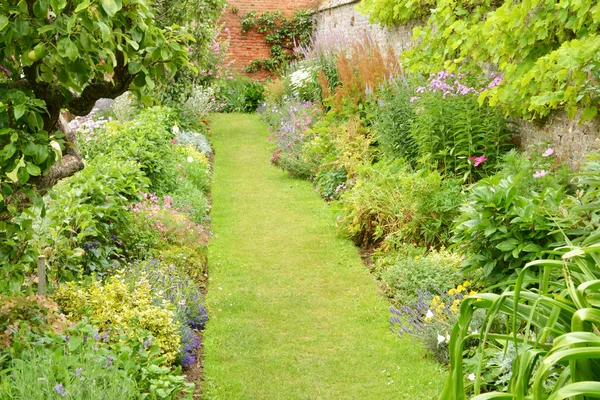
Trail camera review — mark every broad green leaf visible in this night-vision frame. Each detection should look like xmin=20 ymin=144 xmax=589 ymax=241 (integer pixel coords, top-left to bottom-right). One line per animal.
xmin=582 ymin=106 xmax=598 ymax=121
xmin=13 ymin=104 xmax=26 ymax=120
xmin=74 ymin=0 xmax=90 ymax=12
xmin=101 ymin=0 xmax=122 ymax=17
xmin=0 ymin=16 xmax=8 ymax=32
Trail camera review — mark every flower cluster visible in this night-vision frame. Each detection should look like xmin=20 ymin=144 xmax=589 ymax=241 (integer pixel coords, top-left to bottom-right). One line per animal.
xmin=413 ymin=71 xmax=504 ymax=100
xmin=260 ymin=96 xmax=322 ymax=153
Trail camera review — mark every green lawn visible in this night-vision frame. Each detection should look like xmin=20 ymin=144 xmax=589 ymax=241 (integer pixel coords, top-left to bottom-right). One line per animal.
xmin=202 ymin=113 xmax=445 ymax=399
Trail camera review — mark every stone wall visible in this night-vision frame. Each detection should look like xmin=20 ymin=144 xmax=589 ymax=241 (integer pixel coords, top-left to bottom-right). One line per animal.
xmin=313 ymin=0 xmax=416 ymax=55
xmin=313 ymin=0 xmax=600 ymax=168
xmin=220 ymin=0 xmax=318 ymax=80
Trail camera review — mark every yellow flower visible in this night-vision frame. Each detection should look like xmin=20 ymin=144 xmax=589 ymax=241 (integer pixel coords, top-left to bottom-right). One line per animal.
xmin=456 ymin=285 xmax=465 ymax=293
xmin=469 ymin=290 xmax=478 ymax=296
xmin=463 ymin=281 xmax=471 ymax=287
xmin=448 ymin=288 xmax=456 ymax=295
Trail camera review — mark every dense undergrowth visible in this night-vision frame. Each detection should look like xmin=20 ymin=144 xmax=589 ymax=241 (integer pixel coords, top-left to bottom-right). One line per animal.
xmin=256 ymin=29 xmax=600 ymax=398
xmin=0 ymin=99 xmax=214 ymax=399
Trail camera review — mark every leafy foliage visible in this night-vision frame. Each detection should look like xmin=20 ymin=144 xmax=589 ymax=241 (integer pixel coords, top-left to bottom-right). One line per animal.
xmin=410 ymin=72 xmax=514 ymax=181
xmin=442 ymin=237 xmax=600 ymax=399
xmin=336 ymin=160 xmax=464 ymax=248
xmin=453 ymin=150 xmax=573 ymax=285
xmin=361 ymin=0 xmax=600 ymax=120
xmin=0 ymin=321 xmax=194 ymax=399
xmin=372 ymin=244 xmax=464 ymax=304
xmin=55 ymin=276 xmax=182 ymax=365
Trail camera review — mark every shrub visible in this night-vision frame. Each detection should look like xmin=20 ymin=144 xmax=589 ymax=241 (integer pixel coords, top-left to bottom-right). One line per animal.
xmin=318 ymin=37 xmax=398 ymax=114
xmin=0 ymin=321 xmax=194 ymax=399
xmin=0 ymin=296 xmax=69 ymax=350
xmin=285 ymin=62 xmax=320 ymax=102
xmin=410 ymin=72 xmax=514 ymax=181
xmin=305 ymin=118 xmax=373 ymax=200
xmin=372 ymin=79 xmax=417 ymax=161
xmin=390 ymin=282 xmax=479 ymax=364
xmin=259 ymin=96 xmax=322 ymax=178
xmin=213 ymin=77 xmax=265 ymax=113
xmin=80 ymin=107 xmax=178 ymax=194
xmin=124 ymin=258 xmax=207 ymax=368
xmin=336 ymin=160 xmax=464 ymax=248
xmin=175 ymin=130 xmax=213 ymax=156
xmin=372 ymin=245 xmax=464 ymax=304
xmin=35 ymin=157 xmax=150 ymax=281
xmin=110 ymin=92 xmax=139 ymax=122
xmin=453 ymin=149 xmax=574 ymax=285
xmin=54 ymin=277 xmax=181 ymax=365
xmin=263 ymin=79 xmax=287 ymax=105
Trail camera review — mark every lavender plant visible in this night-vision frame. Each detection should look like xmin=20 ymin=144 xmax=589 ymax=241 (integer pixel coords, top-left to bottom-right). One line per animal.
xmin=259 ymin=96 xmax=322 ymax=178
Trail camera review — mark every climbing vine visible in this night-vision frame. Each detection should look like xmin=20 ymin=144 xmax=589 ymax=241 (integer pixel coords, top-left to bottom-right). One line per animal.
xmin=240 ymin=10 xmax=314 ymax=73
xmin=359 ymin=0 xmax=600 ymax=121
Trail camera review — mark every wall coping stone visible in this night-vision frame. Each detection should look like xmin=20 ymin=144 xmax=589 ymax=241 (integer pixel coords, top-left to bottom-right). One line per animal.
xmin=318 ymin=0 xmax=360 ymax=12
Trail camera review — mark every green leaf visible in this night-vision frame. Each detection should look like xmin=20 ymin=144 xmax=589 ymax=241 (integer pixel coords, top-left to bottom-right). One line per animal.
xmin=13 ymin=105 xmax=26 ymax=120
xmin=0 ymin=16 xmax=8 ymax=32
xmin=496 ymin=238 xmax=520 ymax=252
xmin=101 ymin=0 xmax=122 ymax=17
xmin=57 ymin=38 xmax=78 ymax=60
xmin=50 ymin=0 xmax=67 ymax=12
xmin=25 ymin=163 xmax=41 ymax=176
xmin=74 ymin=0 xmax=90 ymax=12
xmin=582 ymin=106 xmax=598 ymax=121
xmin=33 ymin=0 xmax=49 ymax=18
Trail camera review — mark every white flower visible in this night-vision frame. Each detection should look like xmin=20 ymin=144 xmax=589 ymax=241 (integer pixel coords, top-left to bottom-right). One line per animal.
xmin=425 ymin=309 xmax=434 ymax=319
xmin=472 ymin=329 xmax=479 ymax=335
xmin=468 ymin=373 xmax=476 ymax=381
xmin=446 ymin=333 xmax=451 ymax=343
xmin=187 ymin=156 xmax=194 ymax=163
xmin=172 ymin=125 xmax=180 ymax=134
xmin=437 ymin=334 xmax=445 ymax=345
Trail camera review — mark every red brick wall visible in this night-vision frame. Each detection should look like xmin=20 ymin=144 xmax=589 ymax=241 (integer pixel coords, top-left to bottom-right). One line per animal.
xmin=220 ymin=0 xmax=318 ymax=80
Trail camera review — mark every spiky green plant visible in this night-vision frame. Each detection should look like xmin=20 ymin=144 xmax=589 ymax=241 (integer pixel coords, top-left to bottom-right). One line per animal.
xmin=442 ymin=233 xmax=600 ymax=399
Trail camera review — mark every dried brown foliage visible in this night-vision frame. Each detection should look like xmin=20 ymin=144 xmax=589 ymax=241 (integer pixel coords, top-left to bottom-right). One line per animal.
xmin=319 ymin=36 xmax=400 ymax=112
xmin=0 ymin=295 xmax=70 ymax=348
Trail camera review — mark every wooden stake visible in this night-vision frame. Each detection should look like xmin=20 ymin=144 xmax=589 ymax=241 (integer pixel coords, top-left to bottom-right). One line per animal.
xmin=37 ymin=255 xmax=46 ymax=297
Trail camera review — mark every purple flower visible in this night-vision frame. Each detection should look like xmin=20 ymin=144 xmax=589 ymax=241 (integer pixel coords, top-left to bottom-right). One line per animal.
xmin=533 ymin=170 xmax=548 ymax=179
xmin=542 ymin=148 xmax=554 ymax=157
xmin=409 ymin=97 xmax=419 ymax=103
xmin=75 ymin=368 xmax=83 ymax=377
xmin=144 ymin=338 xmax=153 ymax=348
xmin=106 ymin=355 xmax=113 ymax=368
xmin=54 ymin=384 xmax=67 ymax=396
xmin=93 ymin=331 xmax=100 ymax=341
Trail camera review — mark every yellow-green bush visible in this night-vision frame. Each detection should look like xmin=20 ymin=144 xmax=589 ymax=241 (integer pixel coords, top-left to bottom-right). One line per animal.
xmin=54 ymin=277 xmax=181 ymax=365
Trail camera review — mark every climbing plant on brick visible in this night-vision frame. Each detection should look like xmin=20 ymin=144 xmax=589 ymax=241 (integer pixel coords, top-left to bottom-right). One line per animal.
xmin=240 ymin=9 xmax=314 ymax=73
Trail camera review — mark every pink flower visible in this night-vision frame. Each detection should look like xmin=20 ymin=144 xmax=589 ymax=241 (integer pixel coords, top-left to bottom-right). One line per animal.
xmin=533 ymin=170 xmax=548 ymax=179
xmin=171 ymin=139 xmax=176 ymax=144
xmin=474 ymin=155 xmax=487 ymax=167
xmin=542 ymin=148 xmax=554 ymax=157
xmin=468 ymin=156 xmax=476 ymax=161
xmin=410 ymin=97 xmax=419 ymax=103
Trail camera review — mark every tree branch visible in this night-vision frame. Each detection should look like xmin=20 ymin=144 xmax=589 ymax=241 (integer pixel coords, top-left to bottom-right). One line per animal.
xmin=67 ymin=51 xmax=135 ymax=116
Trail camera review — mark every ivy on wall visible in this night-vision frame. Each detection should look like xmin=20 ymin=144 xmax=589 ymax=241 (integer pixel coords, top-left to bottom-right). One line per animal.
xmin=240 ymin=9 xmax=314 ymax=73
xmin=358 ymin=0 xmax=600 ymax=122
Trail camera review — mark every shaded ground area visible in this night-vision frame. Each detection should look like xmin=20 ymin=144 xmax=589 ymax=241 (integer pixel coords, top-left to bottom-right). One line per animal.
xmin=202 ymin=113 xmax=444 ymax=399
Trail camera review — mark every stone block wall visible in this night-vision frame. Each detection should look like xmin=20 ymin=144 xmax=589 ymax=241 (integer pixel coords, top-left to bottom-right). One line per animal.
xmin=313 ymin=0 xmax=416 ymax=56
xmin=220 ymin=0 xmax=318 ymax=80
xmin=313 ymin=0 xmax=600 ymax=168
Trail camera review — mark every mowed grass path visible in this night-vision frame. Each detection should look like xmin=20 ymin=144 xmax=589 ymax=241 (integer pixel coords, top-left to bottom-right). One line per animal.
xmin=202 ymin=114 xmax=445 ymax=399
